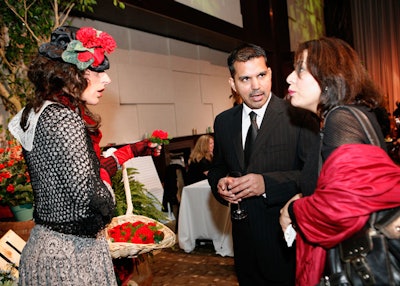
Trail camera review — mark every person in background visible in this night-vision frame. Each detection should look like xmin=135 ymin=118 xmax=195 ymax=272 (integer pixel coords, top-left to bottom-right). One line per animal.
xmin=229 ymin=88 xmax=243 ymax=106
xmin=185 ymin=134 xmax=214 ymax=185
xmin=162 ymin=153 xmax=186 ymax=230
xmin=393 ymin=101 xmax=400 ymax=118
xmin=8 ymin=26 xmax=160 ymax=285
xmin=207 ymin=43 xmax=319 ymax=285
xmin=279 ymin=37 xmax=400 ymax=285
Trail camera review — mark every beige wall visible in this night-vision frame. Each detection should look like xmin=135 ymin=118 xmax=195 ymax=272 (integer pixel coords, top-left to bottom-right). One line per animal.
xmin=174 ymin=0 xmax=243 ymax=27
xmin=71 ymin=18 xmax=232 ymax=146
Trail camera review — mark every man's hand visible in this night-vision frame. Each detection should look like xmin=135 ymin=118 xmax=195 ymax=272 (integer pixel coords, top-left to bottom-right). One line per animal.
xmin=217 ymin=173 xmax=265 ymax=204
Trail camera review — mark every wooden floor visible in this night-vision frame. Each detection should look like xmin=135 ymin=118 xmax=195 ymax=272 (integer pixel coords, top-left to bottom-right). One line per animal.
xmin=149 ymin=242 xmax=238 ymax=286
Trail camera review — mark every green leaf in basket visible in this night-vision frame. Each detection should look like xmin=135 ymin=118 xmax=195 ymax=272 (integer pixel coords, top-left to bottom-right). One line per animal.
xmin=110 ymin=168 xmax=168 ymax=222
xmin=153 ymin=230 xmax=164 ymax=244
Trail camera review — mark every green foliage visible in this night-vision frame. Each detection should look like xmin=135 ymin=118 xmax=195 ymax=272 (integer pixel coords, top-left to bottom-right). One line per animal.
xmin=111 ymin=168 xmax=168 ymax=222
xmin=0 ymin=263 xmax=17 ymax=286
xmin=0 ymin=1 xmax=53 ymax=113
xmin=114 ymin=0 xmax=125 ymax=9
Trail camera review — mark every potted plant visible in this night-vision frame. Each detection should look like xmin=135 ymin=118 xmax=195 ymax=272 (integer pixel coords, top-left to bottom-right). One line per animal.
xmin=0 ymin=127 xmax=33 ymax=221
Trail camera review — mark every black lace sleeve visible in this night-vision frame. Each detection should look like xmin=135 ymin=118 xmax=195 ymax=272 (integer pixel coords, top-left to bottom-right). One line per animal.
xmin=322 ymin=106 xmax=385 ymax=161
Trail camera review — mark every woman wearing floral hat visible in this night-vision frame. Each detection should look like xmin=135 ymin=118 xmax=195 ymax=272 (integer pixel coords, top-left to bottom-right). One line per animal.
xmin=8 ymin=26 xmax=160 ymax=285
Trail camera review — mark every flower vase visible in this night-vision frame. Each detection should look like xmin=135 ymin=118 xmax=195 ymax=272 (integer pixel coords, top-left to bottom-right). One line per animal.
xmin=10 ymin=204 xmax=33 ymax=221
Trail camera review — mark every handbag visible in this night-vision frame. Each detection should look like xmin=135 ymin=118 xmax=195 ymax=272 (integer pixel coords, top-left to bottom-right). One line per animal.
xmin=319 ymin=106 xmax=400 ymax=286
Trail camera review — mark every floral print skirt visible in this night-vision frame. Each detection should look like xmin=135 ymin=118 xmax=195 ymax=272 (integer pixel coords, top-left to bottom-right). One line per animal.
xmin=18 ymin=224 xmax=117 ymax=286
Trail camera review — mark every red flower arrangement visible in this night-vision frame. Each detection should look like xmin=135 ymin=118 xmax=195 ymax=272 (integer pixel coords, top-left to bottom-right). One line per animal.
xmin=149 ymin=129 xmax=170 ymax=145
xmin=62 ymin=27 xmax=117 ymax=70
xmin=108 ymin=221 xmax=165 ymax=244
xmin=0 ymin=131 xmax=33 ymax=207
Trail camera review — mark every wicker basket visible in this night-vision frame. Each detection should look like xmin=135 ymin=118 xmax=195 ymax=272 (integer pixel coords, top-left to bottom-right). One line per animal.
xmin=106 ymin=164 xmax=176 ymax=258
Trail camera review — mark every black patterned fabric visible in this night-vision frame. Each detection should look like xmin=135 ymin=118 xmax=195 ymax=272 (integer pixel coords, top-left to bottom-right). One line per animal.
xmin=23 ymin=104 xmax=115 ymax=236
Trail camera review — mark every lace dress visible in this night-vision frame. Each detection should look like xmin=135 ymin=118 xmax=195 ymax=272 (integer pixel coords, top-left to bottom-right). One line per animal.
xmin=9 ymin=103 xmax=117 ymax=285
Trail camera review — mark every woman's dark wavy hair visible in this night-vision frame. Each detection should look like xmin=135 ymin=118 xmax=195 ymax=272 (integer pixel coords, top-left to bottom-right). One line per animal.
xmin=21 ymin=55 xmax=100 ymax=132
xmin=292 ymin=37 xmax=383 ymax=118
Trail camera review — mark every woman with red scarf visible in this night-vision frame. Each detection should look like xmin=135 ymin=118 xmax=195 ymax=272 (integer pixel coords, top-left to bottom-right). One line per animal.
xmin=8 ymin=26 xmax=160 ymax=285
xmin=279 ymin=37 xmax=400 ymax=285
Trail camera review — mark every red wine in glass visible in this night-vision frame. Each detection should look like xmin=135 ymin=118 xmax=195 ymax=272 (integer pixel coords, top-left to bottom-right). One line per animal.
xmin=229 ymin=171 xmax=248 ymax=220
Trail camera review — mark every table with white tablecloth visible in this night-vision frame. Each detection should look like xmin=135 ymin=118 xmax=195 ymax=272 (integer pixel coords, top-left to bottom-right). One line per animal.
xmin=178 ymin=179 xmax=234 ymax=257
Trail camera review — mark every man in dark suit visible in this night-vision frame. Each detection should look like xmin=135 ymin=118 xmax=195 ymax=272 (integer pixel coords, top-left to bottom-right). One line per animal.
xmin=208 ymin=43 xmax=319 ymax=285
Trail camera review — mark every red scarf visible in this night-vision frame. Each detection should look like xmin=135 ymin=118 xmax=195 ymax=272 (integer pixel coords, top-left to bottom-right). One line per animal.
xmin=79 ymin=105 xmax=102 ymax=159
xmin=293 ymin=144 xmax=400 ymax=285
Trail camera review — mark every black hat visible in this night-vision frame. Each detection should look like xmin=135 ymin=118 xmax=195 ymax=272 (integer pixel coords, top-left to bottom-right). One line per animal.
xmin=39 ymin=26 xmax=116 ymax=72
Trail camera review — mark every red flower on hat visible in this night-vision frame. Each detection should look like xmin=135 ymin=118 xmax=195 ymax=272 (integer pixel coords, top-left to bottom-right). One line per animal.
xmin=62 ymin=26 xmax=117 ymax=70
xmin=76 ymin=27 xmax=99 ymax=48
xmin=92 ymin=48 xmax=105 ymax=67
xmin=77 ymin=51 xmax=94 ymax=63
xmin=76 ymin=27 xmax=117 ymax=54
xmin=99 ymin=32 xmax=117 ymax=53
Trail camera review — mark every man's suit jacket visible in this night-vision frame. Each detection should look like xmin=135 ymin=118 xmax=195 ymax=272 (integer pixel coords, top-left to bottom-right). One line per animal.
xmin=207 ymin=94 xmax=319 ymax=284
xmin=208 ymin=94 xmax=319 ymax=206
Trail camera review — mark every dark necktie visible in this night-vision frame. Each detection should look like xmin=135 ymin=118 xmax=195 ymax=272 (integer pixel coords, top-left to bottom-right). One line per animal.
xmin=244 ymin=111 xmax=258 ymax=166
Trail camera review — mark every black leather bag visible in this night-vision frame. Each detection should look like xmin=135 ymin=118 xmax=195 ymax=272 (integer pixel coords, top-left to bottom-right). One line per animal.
xmin=320 ymin=209 xmax=400 ymax=286
xmin=320 ymin=106 xmax=400 ymax=286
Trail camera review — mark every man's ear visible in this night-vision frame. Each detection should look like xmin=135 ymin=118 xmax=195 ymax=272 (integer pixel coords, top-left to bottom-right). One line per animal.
xmin=228 ymin=78 xmax=236 ymax=92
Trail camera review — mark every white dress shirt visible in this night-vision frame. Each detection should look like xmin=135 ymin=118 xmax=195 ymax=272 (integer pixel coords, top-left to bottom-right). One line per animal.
xmin=241 ymin=93 xmax=271 ymax=149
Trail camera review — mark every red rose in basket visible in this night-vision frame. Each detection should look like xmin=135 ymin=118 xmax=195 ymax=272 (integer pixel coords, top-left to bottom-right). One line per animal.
xmin=108 ymin=221 xmax=165 ymax=244
xmin=149 ymin=130 xmax=170 ymax=145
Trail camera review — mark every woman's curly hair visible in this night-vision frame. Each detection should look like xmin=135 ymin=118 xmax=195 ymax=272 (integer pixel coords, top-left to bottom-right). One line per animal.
xmin=21 ymin=54 xmax=100 ymax=132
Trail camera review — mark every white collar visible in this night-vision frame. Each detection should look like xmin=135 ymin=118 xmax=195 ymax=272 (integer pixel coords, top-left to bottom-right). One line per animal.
xmin=8 ymin=101 xmax=55 ymax=151
xmin=242 ymin=92 xmax=271 ymax=120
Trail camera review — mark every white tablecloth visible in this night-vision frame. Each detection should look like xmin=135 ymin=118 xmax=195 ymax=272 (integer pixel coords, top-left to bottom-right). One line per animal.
xmin=178 ymin=179 xmax=234 ymax=257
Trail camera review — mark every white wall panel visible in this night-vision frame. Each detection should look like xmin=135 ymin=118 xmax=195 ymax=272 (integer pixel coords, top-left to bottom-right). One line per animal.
xmin=172 ymin=72 xmax=214 ymax=136
xmin=136 ymin=104 xmax=177 ymax=139
xmin=117 ymin=64 xmax=174 ymax=104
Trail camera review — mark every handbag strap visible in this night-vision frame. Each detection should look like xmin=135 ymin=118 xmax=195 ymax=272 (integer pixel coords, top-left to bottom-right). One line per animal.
xmin=329 ymin=106 xmax=384 ymax=226
xmin=337 ymin=106 xmax=382 ymax=148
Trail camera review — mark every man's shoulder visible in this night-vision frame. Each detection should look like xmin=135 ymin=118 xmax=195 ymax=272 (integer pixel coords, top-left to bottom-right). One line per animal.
xmin=269 ymin=94 xmax=305 ymax=116
xmin=215 ymin=104 xmax=242 ymax=120
xmin=269 ymin=95 xmax=320 ymax=130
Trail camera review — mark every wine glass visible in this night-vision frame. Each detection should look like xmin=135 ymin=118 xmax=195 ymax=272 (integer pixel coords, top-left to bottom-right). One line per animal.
xmin=228 ymin=171 xmax=248 ymax=220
